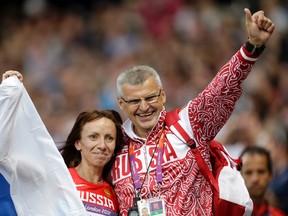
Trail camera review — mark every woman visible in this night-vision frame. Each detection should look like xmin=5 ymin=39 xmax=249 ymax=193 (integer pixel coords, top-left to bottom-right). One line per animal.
xmin=60 ymin=109 xmax=123 ymax=216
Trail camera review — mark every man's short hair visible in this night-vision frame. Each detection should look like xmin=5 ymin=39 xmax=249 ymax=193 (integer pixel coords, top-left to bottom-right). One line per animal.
xmin=240 ymin=145 xmax=272 ymax=173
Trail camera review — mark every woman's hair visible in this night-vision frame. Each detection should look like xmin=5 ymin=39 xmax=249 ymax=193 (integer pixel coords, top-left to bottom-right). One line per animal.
xmin=60 ymin=109 xmax=123 ymax=182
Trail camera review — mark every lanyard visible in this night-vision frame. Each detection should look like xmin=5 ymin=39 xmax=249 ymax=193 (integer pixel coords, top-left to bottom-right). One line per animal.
xmin=128 ymin=131 xmax=165 ymax=191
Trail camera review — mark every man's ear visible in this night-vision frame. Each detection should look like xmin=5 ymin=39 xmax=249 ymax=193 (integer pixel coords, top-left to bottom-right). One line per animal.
xmin=118 ymin=97 xmax=125 ymax=111
xmin=161 ymin=89 xmax=167 ymax=104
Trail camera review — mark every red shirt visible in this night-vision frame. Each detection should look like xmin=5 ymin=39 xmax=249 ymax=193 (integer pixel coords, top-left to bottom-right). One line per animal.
xmin=253 ymin=201 xmax=287 ymax=216
xmin=69 ymin=168 xmax=119 ymax=216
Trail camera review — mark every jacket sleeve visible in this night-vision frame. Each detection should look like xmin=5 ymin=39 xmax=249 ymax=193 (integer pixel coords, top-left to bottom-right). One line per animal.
xmin=179 ymin=46 xmax=260 ymax=146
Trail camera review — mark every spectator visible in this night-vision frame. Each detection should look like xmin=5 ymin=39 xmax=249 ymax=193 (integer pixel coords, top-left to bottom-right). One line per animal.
xmin=240 ymin=146 xmax=287 ymax=216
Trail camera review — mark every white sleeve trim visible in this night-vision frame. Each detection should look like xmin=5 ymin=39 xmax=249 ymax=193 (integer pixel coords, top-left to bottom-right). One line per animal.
xmin=240 ymin=47 xmax=258 ymax=61
xmin=178 ymin=106 xmax=197 ymax=144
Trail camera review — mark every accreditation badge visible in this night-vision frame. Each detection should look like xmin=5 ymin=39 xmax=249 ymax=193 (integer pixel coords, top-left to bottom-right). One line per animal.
xmin=137 ymin=197 xmax=166 ymax=216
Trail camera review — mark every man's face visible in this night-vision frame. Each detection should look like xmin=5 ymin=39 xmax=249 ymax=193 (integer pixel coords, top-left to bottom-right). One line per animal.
xmin=118 ymin=76 xmax=166 ymax=138
xmin=142 ymin=207 xmax=149 ymax=216
xmin=241 ymin=153 xmax=272 ymax=200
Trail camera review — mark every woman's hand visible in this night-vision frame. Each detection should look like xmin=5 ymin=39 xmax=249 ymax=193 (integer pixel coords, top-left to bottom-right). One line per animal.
xmin=2 ymin=70 xmax=23 ymax=82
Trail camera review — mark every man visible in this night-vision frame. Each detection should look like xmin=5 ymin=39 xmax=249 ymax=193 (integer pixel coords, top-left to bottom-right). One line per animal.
xmin=240 ymin=146 xmax=287 ymax=216
xmin=111 ymin=8 xmax=275 ymax=215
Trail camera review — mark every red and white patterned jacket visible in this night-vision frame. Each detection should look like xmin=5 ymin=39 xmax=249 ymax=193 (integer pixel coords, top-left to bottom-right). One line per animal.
xmin=111 ymin=46 xmax=259 ymax=215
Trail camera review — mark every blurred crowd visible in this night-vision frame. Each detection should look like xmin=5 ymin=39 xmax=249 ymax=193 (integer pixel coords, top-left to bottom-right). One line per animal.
xmin=0 ymin=0 xmax=288 ymax=212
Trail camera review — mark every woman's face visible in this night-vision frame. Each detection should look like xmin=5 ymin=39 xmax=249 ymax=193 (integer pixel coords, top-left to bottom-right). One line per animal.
xmin=75 ymin=117 xmax=117 ymax=168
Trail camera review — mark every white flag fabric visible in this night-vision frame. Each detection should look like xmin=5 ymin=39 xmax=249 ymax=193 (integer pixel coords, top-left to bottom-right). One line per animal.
xmin=0 ymin=76 xmax=87 ymax=216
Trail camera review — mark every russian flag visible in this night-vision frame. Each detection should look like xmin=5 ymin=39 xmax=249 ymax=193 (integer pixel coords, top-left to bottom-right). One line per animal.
xmin=0 ymin=173 xmax=17 ymax=216
xmin=0 ymin=76 xmax=87 ymax=216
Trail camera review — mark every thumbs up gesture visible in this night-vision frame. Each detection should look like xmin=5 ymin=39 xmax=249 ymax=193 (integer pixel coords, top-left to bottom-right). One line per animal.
xmin=244 ymin=8 xmax=275 ymax=46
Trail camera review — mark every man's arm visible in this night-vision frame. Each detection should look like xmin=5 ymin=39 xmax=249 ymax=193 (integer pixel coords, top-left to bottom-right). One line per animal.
xmin=183 ymin=9 xmax=275 ymax=145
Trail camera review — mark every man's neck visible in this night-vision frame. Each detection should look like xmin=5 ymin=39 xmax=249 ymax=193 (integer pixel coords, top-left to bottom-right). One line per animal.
xmin=252 ymin=196 xmax=266 ymax=207
xmin=133 ymin=124 xmax=150 ymax=138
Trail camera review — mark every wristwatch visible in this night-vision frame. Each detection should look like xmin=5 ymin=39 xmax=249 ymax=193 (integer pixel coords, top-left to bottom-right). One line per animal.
xmin=244 ymin=40 xmax=266 ymax=55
